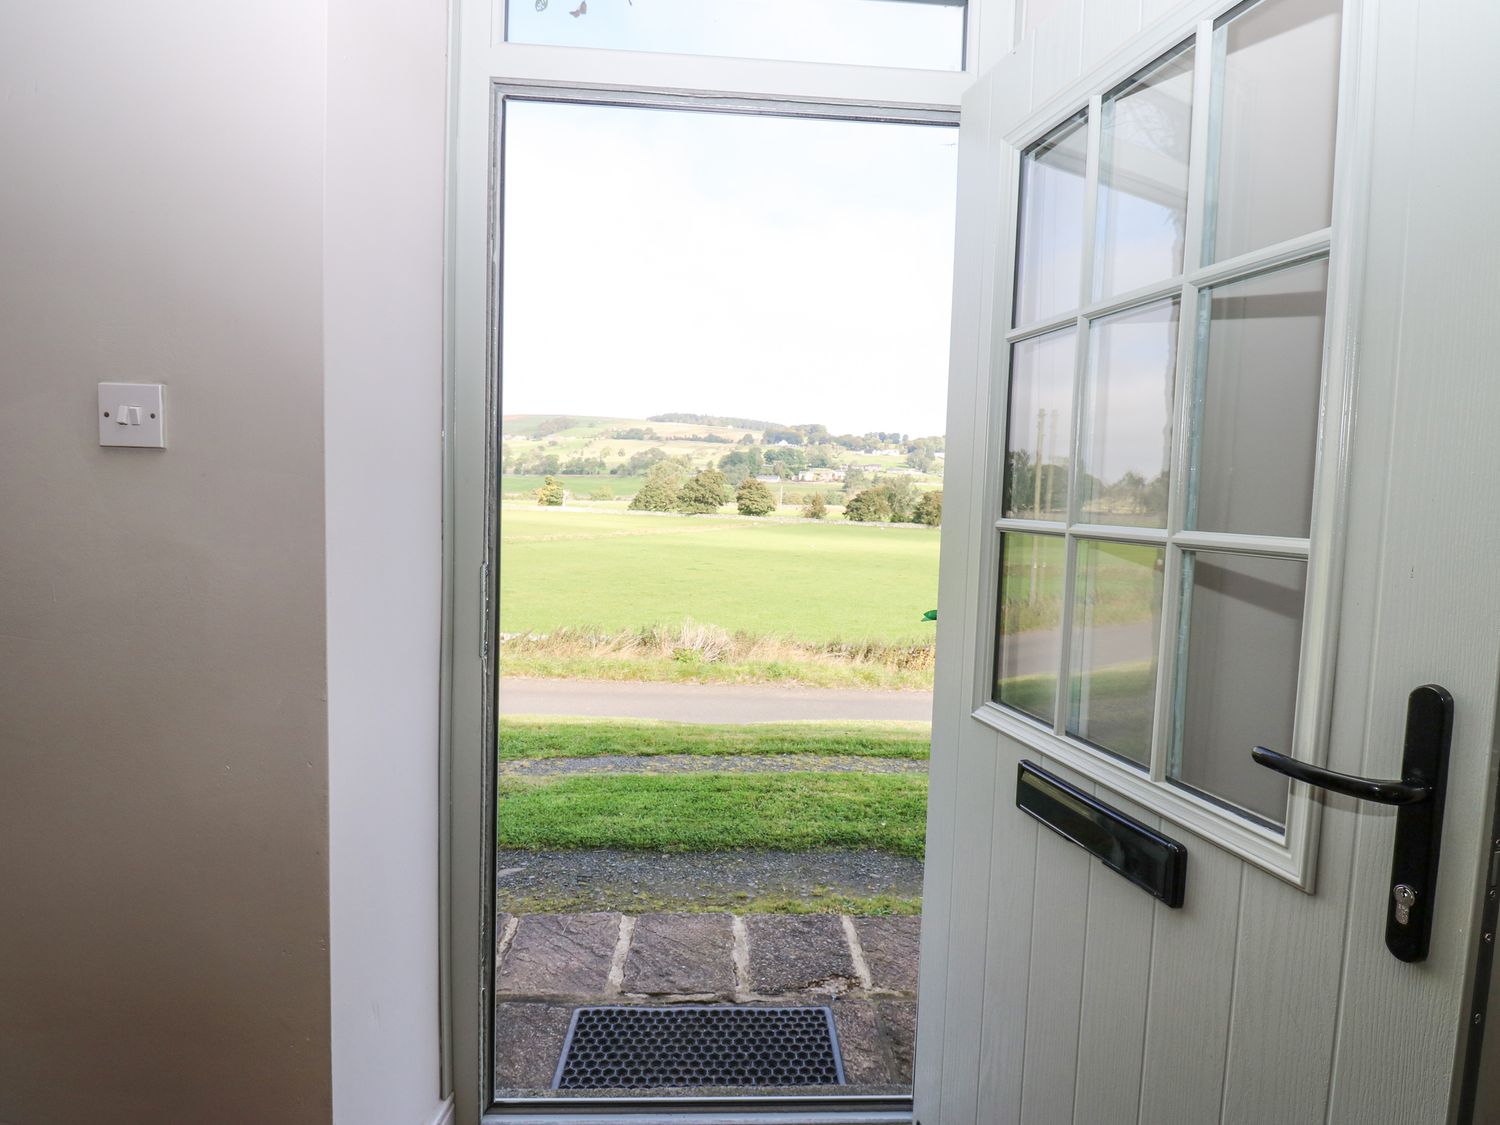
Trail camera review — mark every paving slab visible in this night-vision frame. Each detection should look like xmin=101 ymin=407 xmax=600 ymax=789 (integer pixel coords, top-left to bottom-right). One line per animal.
xmin=497 ymin=912 xmax=619 ymax=998
xmin=876 ymin=997 xmax=918 ymax=1084
xmin=855 ymin=916 xmax=921 ymax=994
xmin=622 ymin=913 xmax=736 ymax=997
xmin=745 ymin=914 xmax=857 ymax=995
xmin=831 ymin=999 xmax=891 ymax=1086
xmin=493 ymin=1002 xmax=574 ymax=1091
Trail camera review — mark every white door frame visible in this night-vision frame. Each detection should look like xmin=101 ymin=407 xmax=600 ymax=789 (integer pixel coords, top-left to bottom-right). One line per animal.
xmin=441 ymin=3 xmax=1017 ymax=1121
xmin=916 ymin=0 xmax=1500 ymax=1121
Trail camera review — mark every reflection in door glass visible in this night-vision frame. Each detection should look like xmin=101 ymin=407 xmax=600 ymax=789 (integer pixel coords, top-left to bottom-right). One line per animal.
xmin=1067 ymin=540 xmax=1163 ymax=766
xmin=1170 ymin=551 xmax=1305 ymax=825
xmin=1205 ymin=0 xmax=1343 ymax=263
xmin=1095 ymin=45 xmax=1194 ymax=299
xmin=995 ymin=532 xmax=1063 ymax=723
xmin=1188 ymin=258 xmax=1328 ymax=539
xmin=1013 ymin=115 xmax=1088 ymax=327
xmin=507 ymin=0 xmax=966 ymax=72
xmin=1003 ymin=329 xmax=1075 ymax=521
xmin=1077 ymin=298 xmax=1178 ymax=528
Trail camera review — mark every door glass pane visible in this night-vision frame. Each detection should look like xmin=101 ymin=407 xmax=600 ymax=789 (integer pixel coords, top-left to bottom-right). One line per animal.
xmin=1067 ymin=540 xmax=1164 ymax=765
xmin=1205 ymin=0 xmax=1343 ymax=263
xmin=995 ymin=533 xmax=1063 ymax=722
xmin=1014 ymin=115 xmax=1088 ymax=327
xmin=1003 ymin=328 xmax=1075 ymax=521
xmin=1170 ymin=551 xmax=1305 ymax=825
xmin=1095 ymin=45 xmax=1195 ymax=299
xmin=1078 ymin=298 xmax=1178 ymax=528
xmin=1187 ymin=258 xmax=1327 ymax=538
xmin=506 ymin=0 xmax=966 ymax=72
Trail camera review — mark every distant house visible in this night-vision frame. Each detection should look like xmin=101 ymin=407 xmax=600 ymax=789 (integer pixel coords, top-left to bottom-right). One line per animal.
xmin=754 ymin=474 xmax=782 ymax=484
xmin=796 ymin=468 xmax=845 ymax=483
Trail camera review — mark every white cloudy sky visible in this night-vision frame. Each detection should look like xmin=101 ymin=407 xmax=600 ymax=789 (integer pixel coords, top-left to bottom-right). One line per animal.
xmin=499 ymin=97 xmax=960 ymax=438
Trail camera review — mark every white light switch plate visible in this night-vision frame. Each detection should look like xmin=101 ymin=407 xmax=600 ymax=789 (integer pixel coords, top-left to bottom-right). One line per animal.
xmin=99 ymin=383 xmax=165 ymax=448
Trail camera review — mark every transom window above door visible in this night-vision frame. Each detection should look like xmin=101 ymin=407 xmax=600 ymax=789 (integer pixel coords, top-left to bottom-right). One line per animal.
xmin=506 ymin=0 xmax=967 ymax=71
xmin=989 ymin=0 xmax=1346 ymax=875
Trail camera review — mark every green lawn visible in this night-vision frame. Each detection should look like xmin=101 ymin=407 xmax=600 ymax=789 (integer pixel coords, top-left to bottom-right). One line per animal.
xmin=499 ymin=507 xmax=940 ymax=644
xmin=500 ymin=716 xmax=931 ymax=761
xmin=497 ymin=772 xmax=928 ymax=856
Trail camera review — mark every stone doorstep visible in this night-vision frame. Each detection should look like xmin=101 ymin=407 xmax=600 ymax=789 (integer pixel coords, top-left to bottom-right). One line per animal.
xmin=493 ymin=911 xmax=921 ymax=1092
xmin=495 ymin=911 xmax=919 ymax=1003
xmin=493 ymin=996 xmax=917 ymax=1092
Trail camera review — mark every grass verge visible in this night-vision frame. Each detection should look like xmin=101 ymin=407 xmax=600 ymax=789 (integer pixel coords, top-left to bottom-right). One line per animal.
xmin=499 ymin=716 xmax=931 ymax=761
xmin=501 ymin=621 xmax=935 ymax=691
xmin=497 ymin=773 xmax=927 ymax=857
xmin=501 ymin=653 xmax=931 ymax=690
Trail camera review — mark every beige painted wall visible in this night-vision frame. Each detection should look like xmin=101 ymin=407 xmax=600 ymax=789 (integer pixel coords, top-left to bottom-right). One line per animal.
xmin=0 ymin=3 xmax=333 ymax=1122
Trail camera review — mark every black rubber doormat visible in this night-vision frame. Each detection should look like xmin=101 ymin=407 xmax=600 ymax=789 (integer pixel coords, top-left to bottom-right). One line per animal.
xmin=551 ymin=1004 xmax=846 ymax=1090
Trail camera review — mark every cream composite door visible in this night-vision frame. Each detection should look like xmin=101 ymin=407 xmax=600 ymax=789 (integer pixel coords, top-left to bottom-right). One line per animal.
xmin=915 ymin=0 xmax=1500 ymax=1122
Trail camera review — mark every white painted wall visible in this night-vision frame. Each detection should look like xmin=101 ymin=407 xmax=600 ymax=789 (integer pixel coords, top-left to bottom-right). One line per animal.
xmin=324 ymin=0 xmax=449 ymax=1121
xmin=1 ymin=1 xmax=449 ymax=1121
xmin=0 ymin=3 xmax=332 ymax=1121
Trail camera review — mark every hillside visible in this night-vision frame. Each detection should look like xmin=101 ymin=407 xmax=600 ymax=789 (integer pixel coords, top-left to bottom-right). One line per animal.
xmin=501 ymin=414 xmax=944 ymax=503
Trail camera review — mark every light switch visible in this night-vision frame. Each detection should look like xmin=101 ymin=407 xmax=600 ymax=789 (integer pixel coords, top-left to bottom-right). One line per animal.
xmin=99 ymin=383 xmax=165 ymax=448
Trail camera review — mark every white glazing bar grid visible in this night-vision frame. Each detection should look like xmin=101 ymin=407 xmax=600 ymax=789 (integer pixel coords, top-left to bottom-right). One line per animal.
xmin=993 ymin=11 xmax=1333 ymax=822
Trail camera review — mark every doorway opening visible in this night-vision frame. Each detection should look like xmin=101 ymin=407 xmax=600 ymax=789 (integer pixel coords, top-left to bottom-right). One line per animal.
xmin=489 ymin=95 xmax=956 ymax=1105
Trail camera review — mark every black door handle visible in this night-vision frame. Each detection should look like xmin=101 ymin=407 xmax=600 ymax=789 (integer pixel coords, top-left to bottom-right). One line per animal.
xmin=1249 ymin=747 xmax=1432 ymax=806
xmin=1250 ymin=684 xmax=1454 ymax=963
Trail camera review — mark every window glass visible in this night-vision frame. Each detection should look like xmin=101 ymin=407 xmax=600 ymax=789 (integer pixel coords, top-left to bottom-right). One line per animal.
xmin=1014 ymin=115 xmax=1088 ymax=327
xmin=995 ymin=533 xmax=1064 ymax=722
xmin=1205 ymin=0 xmax=1343 ymax=263
xmin=1077 ymin=298 xmax=1179 ymax=528
xmin=1187 ymin=259 xmax=1327 ymax=538
xmin=1170 ymin=551 xmax=1305 ymax=825
xmin=991 ymin=0 xmax=1343 ymax=848
xmin=507 ymin=0 xmax=966 ymax=72
xmin=1095 ymin=46 xmax=1194 ymax=299
xmin=1003 ymin=329 xmax=1075 ymax=522
xmin=1067 ymin=540 xmax=1164 ymax=765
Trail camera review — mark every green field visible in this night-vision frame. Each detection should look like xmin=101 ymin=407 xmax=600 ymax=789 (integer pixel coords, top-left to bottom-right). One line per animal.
xmin=500 ymin=506 xmax=940 ymax=644
xmin=500 ymin=474 xmax=646 ymax=498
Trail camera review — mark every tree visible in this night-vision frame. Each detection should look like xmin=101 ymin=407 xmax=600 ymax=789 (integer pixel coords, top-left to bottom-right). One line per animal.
xmin=536 ymin=476 xmax=564 ymax=506
xmin=736 ymin=477 xmax=776 ymax=516
xmin=803 ymin=492 xmax=828 ymax=520
xmin=843 ymin=466 xmax=869 ymax=493
xmin=843 ymin=488 xmax=893 ymax=523
xmin=876 ymin=475 xmax=917 ymax=522
xmin=717 ymin=446 xmax=764 ymax=487
xmin=628 ymin=462 xmax=684 ymax=511
xmin=676 ymin=468 xmax=733 ymax=514
xmin=763 ymin=446 xmax=807 ymax=475
xmin=618 ymin=447 xmax=670 ymax=476
xmin=914 ymin=490 xmax=943 ymax=526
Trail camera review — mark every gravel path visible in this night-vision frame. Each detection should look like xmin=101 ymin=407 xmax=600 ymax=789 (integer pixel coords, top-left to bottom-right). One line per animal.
xmin=495 ymin=849 xmax=925 ymax=913
xmin=499 ymin=753 xmax=928 ymax=777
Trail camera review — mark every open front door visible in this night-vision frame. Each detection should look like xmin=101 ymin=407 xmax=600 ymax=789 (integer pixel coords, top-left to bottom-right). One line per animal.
xmin=917 ymin=0 xmax=1500 ymax=1121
